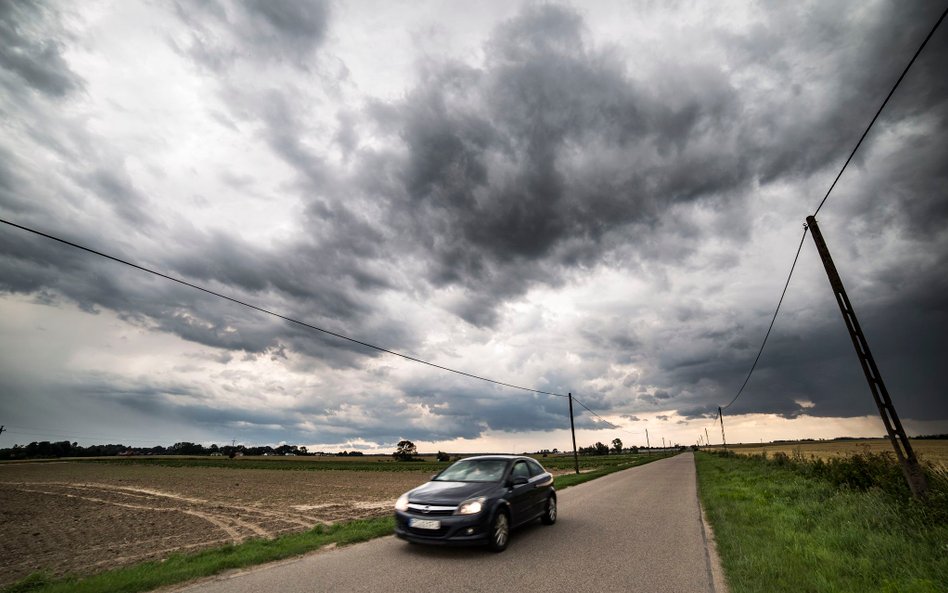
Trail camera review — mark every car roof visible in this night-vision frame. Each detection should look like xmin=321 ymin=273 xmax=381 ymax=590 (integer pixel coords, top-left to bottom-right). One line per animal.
xmin=457 ymin=455 xmax=531 ymax=461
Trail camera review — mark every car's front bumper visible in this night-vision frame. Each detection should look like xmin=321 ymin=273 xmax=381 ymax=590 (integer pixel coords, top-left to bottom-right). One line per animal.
xmin=394 ymin=510 xmax=492 ymax=546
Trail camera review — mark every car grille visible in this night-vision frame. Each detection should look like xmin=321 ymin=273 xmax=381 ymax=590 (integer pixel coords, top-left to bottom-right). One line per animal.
xmin=406 ymin=503 xmax=456 ymax=516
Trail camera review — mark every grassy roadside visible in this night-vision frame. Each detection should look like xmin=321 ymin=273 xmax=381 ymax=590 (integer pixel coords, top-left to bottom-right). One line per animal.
xmin=695 ymin=451 xmax=948 ymax=593
xmin=4 ymin=453 xmax=675 ymax=593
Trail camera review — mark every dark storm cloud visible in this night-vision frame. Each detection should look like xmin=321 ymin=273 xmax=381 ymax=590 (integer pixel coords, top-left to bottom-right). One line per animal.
xmin=396 ymin=378 xmax=599 ymax=439
xmin=0 ymin=0 xmax=411 ymax=375
xmin=356 ymin=4 xmax=745 ymax=326
xmin=175 ymin=0 xmax=330 ymax=70
xmin=353 ymin=1 xmax=948 ymax=335
xmin=2 ymin=1 xmax=947 ymax=450
xmin=85 ymin=168 xmax=153 ymax=226
xmin=0 ymin=2 xmax=83 ymax=97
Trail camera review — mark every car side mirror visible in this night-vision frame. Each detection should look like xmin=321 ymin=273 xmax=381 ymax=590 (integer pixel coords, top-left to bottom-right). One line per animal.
xmin=512 ymin=476 xmax=529 ymax=486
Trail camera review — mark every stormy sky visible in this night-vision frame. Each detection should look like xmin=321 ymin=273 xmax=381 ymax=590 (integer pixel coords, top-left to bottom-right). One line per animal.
xmin=1 ymin=0 xmax=946 ymax=452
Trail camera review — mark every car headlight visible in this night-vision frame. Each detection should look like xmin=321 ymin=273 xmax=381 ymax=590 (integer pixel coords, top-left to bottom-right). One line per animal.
xmin=395 ymin=493 xmax=410 ymax=512
xmin=456 ymin=496 xmax=486 ymax=515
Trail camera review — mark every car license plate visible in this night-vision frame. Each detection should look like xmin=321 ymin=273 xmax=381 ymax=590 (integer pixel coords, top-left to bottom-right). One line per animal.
xmin=409 ymin=518 xmax=440 ymax=530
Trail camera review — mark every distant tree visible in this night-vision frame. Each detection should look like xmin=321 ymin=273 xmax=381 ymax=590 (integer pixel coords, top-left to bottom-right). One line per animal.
xmin=436 ymin=451 xmax=450 ymax=462
xmin=612 ymin=438 xmax=623 ymax=454
xmin=393 ymin=440 xmax=417 ymax=461
xmin=172 ymin=442 xmax=205 ymax=455
xmin=594 ymin=442 xmax=609 ymax=456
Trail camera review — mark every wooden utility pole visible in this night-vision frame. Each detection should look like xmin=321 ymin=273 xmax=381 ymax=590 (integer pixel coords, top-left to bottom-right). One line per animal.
xmin=718 ymin=407 xmax=727 ymax=450
xmin=568 ymin=393 xmax=580 ymax=475
xmin=806 ymin=216 xmax=927 ymax=496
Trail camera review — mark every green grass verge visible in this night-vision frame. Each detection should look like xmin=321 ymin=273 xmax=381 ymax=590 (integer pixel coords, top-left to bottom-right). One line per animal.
xmin=695 ymin=452 xmax=948 ymax=593
xmin=1 ymin=517 xmax=393 ymax=593
xmin=4 ymin=453 xmax=675 ymax=593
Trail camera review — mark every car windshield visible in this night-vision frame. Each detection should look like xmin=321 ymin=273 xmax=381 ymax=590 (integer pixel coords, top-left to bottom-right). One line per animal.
xmin=433 ymin=459 xmax=508 ymax=482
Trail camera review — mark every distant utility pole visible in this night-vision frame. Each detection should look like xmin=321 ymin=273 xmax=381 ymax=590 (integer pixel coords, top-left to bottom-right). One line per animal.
xmin=568 ymin=393 xmax=579 ymax=475
xmin=718 ymin=407 xmax=727 ymax=450
xmin=645 ymin=429 xmax=650 ymax=456
xmin=806 ymin=216 xmax=927 ymax=497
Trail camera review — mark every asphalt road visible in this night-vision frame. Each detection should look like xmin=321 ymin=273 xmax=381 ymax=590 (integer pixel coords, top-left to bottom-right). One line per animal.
xmin=173 ymin=453 xmax=723 ymax=593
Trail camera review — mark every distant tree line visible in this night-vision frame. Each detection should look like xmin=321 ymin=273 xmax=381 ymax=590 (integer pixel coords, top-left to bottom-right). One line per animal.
xmin=0 ymin=440 xmax=368 ymax=461
xmin=577 ymin=438 xmax=639 ymax=456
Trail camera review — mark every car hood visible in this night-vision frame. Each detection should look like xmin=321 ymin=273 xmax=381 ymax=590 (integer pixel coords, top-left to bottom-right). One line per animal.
xmin=408 ymin=481 xmax=496 ymax=505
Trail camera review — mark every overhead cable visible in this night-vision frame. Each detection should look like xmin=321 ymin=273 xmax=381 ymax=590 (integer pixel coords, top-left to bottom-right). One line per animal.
xmin=813 ymin=6 xmax=947 ymax=216
xmin=719 ymin=6 xmax=946 ymax=413
xmin=0 ymin=218 xmax=568 ymax=399
xmin=722 ymin=226 xmax=810 ymax=411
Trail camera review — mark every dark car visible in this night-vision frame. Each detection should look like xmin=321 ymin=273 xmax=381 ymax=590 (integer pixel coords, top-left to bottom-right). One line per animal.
xmin=394 ymin=455 xmax=556 ymax=552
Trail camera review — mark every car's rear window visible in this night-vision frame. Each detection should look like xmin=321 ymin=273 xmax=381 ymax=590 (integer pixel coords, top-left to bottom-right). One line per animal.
xmin=434 ymin=459 xmax=508 ymax=482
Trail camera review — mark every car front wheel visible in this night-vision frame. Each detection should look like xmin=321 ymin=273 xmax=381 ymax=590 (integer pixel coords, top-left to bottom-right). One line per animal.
xmin=488 ymin=509 xmax=510 ymax=552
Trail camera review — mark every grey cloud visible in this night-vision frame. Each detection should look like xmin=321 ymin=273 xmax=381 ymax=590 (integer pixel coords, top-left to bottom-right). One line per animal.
xmin=355 ymin=4 xmax=750 ymax=326
xmin=85 ymin=169 xmax=153 ymax=226
xmin=0 ymin=2 xmax=83 ymax=97
xmin=398 ymin=378 xmax=597 ymax=439
xmin=175 ymin=0 xmax=330 ymax=70
xmin=349 ymin=1 xmax=948 ymax=335
xmin=3 ymin=1 xmax=947 ymax=451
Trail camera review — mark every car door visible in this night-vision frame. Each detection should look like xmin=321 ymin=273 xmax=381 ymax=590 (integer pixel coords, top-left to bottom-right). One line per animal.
xmin=525 ymin=459 xmax=551 ymax=518
xmin=508 ymin=460 xmax=533 ymax=525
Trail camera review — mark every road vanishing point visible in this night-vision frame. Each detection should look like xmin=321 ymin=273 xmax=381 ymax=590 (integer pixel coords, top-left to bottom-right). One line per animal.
xmin=173 ymin=452 xmax=726 ymax=593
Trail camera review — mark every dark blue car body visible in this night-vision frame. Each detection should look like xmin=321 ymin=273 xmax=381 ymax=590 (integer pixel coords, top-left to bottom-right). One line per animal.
xmin=394 ymin=455 xmax=556 ymax=552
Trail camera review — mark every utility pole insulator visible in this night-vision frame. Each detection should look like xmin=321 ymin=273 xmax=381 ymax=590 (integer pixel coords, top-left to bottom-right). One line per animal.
xmin=806 ymin=215 xmax=927 ymax=497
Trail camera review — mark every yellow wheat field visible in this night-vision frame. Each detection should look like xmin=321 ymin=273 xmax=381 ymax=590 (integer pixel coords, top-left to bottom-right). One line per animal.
xmin=707 ymin=438 xmax=948 ymax=467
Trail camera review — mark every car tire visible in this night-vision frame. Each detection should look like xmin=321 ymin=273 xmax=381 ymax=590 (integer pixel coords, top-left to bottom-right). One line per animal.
xmin=488 ymin=509 xmax=510 ymax=552
xmin=541 ymin=495 xmax=557 ymax=525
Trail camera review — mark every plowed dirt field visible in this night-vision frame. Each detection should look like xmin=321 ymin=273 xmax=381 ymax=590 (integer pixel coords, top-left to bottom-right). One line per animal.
xmin=0 ymin=462 xmax=425 ymax=586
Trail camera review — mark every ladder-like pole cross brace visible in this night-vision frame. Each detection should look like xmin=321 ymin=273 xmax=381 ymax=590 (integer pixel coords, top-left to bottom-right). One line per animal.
xmin=806 ymin=216 xmax=927 ymax=497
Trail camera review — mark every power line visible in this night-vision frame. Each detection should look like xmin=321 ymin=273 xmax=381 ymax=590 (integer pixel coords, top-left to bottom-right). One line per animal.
xmin=813 ymin=5 xmax=947 ymax=217
xmin=722 ymin=226 xmax=809 ymax=411
xmin=0 ymin=217 xmax=569 ymax=399
xmin=571 ymin=396 xmax=621 ymax=430
xmin=718 ymin=6 xmax=946 ymax=413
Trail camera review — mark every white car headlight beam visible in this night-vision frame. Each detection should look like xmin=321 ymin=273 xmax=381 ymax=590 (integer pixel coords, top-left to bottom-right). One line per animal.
xmin=456 ymin=496 xmax=486 ymax=515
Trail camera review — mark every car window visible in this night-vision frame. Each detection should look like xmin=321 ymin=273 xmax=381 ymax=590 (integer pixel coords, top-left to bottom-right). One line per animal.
xmin=526 ymin=459 xmax=545 ymax=477
xmin=433 ymin=459 xmax=508 ymax=482
xmin=511 ymin=461 xmax=530 ymax=481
